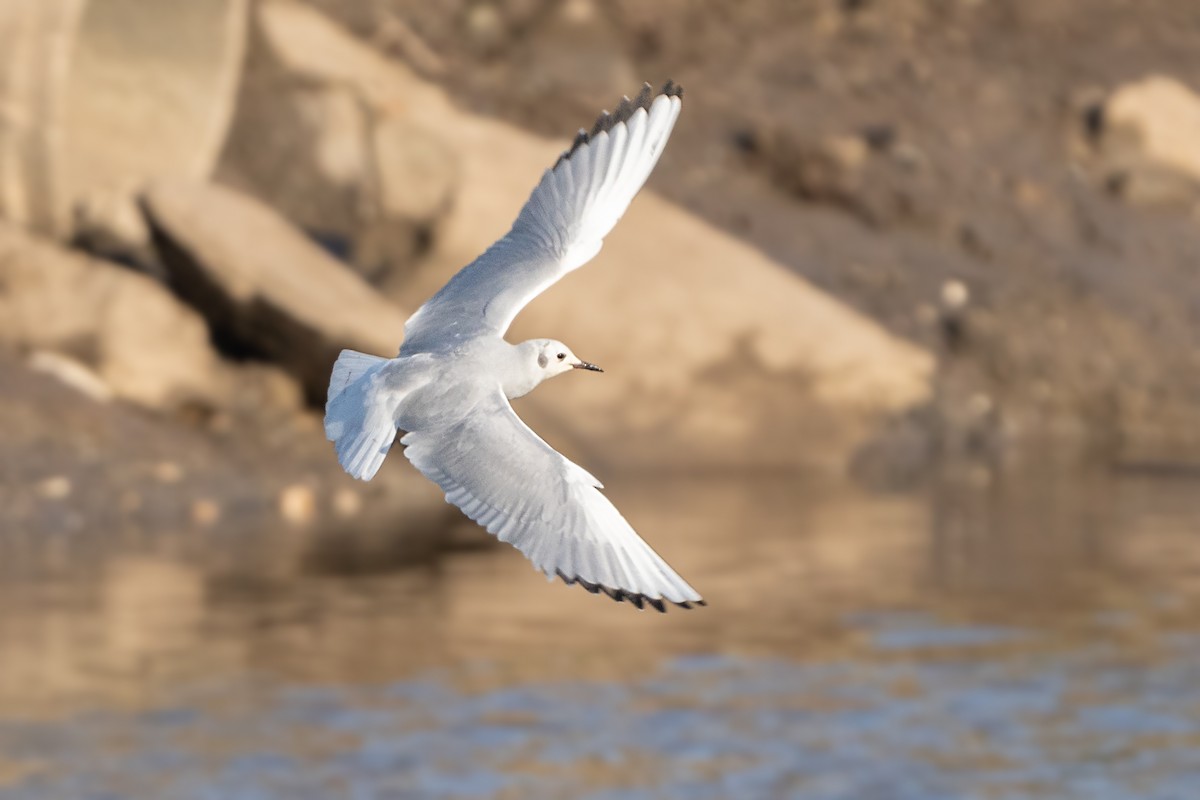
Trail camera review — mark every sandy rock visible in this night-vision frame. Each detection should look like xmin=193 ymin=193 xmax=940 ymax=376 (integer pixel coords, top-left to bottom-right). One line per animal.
xmin=0 ymin=0 xmax=248 ymax=238
xmin=0 ymin=225 xmax=230 ymax=412
xmin=70 ymin=188 xmax=159 ymax=275
xmin=217 ymin=74 xmax=371 ymax=259
xmin=760 ymin=131 xmax=869 ymax=205
xmin=1096 ymin=75 xmax=1200 ymax=206
xmin=141 ymin=180 xmax=408 ymax=403
xmin=216 ymin=0 xmax=458 ymax=284
xmin=372 ymin=117 xmax=457 ymax=230
xmin=254 ymin=0 xmax=452 ymax=113
xmin=737 ymin=126 xmax=933 ymax=227
xmin=219 ymin=361 xmax=308 ymax=424
xmin=1103 ymin=75 xmax=1200 ymax=181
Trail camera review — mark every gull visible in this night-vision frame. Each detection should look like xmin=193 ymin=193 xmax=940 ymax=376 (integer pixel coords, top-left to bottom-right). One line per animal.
xmin=324 ymin=81 xmax=702 ymax=612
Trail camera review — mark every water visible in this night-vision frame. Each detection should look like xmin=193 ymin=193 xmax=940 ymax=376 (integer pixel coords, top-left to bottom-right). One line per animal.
xmin=0 ymin=470 xmax=1197 ymax=799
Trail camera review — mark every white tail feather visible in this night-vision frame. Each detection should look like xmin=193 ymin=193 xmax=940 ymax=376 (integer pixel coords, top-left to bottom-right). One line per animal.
xmin=327 ymin=349 xmax=387 ymax=405
xmin=324 ymin=349 xmax=394 ymax=481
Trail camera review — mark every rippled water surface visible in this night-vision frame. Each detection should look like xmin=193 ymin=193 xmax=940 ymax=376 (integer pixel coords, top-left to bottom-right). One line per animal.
xmin=0 ymin=470 xmax=1198 ymax=799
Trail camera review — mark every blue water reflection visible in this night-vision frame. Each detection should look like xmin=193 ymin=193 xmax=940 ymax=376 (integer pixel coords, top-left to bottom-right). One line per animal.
xmin=3 ymin=627 xmax=1200 ymax=799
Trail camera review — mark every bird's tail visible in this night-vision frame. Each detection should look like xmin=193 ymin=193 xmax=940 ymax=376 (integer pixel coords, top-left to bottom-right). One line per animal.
xmin=324 ymin=349 xmax=394 ymax=481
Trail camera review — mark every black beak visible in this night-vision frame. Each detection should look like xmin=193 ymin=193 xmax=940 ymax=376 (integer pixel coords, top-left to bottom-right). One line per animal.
xmin=573 ymin=360 xmax=604 ymax=373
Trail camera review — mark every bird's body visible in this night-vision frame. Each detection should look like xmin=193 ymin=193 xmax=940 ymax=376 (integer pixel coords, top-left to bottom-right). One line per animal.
xmin=324 ymin=82 xmax=702 ymax=611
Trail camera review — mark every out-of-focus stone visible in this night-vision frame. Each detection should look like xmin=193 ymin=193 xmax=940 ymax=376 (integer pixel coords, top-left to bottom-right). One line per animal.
xmin=190 ymin=499 xmax=222 ymax=528
xmin=463 ymin=3 xmax=506 ymax=56
xmin=221 ymin=361 xmax=308 ymax=423
xmin=70 ymin=188 xmax=159 ymax=275
xmin=372 ymin=118 xmax=457 ymax=227
xmin=279 ymin=483 xmax=317 ymax=525
xmin=332 ymin=487 xmax=362 ymax=518
xmin=217 ymin=0 xmax=459 ymax=285
xmin=940 ymin=280 xmax=970 ymax=311
xmin=1096 ymin=75 xmax=1200 ymax=206
xmin=141 ymin=180 xmax=408 ymax=403
xmin=0 ymin=0 xmax=248 ymax=238
xmin=0 ymin=224 xmax=230 ymax=412
xmin=1103 ymin=75 xmax=1200 ymax=182
xmin=745 ymin=129 xmax=869 ymax=209
xmin=218 ymin=77 xmax=370 ymax=259
xmin=37 ymin=476 xmax=71 ymax=500
xmin=253 ymin=1 xmax=452 ymax=118
xmin=153 ymin=462 xmax=184 ymax=484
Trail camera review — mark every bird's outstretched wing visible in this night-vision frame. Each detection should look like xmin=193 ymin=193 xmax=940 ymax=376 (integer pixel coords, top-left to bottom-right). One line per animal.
xmin=400 ymin=81 xmax=683 ymax=355
xmin=400 ymin=386 xmax=703 ymax=611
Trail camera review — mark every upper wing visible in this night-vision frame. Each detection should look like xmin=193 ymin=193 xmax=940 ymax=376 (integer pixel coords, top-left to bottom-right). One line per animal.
xmin=400 ymin=81 xmax=684 ymax=355
xmin=400 ymin=386 xmax=704 ymax=611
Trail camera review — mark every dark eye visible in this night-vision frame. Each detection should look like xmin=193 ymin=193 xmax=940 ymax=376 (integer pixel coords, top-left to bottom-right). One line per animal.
xmin=556 ymin=352 xmax=566 ymax=360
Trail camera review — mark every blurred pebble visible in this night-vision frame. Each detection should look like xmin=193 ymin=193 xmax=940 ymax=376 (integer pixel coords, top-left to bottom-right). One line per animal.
xmin=154 ymin=461 xmax=184 ymax=484
xmin=940 ymin=279 xmax=970 ymax=310
xmin=279 ymin=484 xmax=316 ymax=525
xmin=333 ymin=487 xmax=362 ymax=518
xmin=966 ymin=393 xmax=994 ymax=419
xmin=825 ymin=134 xmax=869 ymax=172
xmin=37 ymin=476 xmax=71 ymax=500
xmin=191 ymin=499 xmax=221 ymax=528
xmin=562 ymin=0 xmax=598 ymax=25
xmin=464 ymin=3 xmax=504 ymax=53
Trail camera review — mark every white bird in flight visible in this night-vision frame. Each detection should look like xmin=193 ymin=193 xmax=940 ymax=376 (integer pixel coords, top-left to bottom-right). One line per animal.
xmin=324 ymin=81 xmax=702 ymax=612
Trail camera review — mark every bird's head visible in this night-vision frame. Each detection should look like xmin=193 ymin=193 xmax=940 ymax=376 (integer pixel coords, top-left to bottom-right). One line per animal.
xmin=529 ymin=338 xmax=603 ymax=379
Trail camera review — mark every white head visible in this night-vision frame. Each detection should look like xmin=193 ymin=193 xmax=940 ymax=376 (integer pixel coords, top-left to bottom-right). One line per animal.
xmin=506 ymin=338 xmax=602 ymax=399
xmin=528 ymin=338 xmax=603 ymax=377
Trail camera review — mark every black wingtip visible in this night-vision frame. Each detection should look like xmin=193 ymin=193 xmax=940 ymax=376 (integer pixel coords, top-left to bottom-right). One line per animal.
xmin=553 ymin=80 xmax=685 ymax=168
xmin=555 ymin=570 xmax=699 ymax=614
xmin=589 ymin=111 xmax=611 ymax=138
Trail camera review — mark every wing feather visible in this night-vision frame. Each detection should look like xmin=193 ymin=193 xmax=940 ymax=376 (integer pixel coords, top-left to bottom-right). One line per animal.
xmin=400 ymin=388 xmax=703 ymax=610
xmin=400 ymin=82 xmax=684 ymax=355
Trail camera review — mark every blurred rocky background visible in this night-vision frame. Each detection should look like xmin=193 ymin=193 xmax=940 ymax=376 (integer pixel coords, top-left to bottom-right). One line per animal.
xmin=3 ymin=0 xmax=1198 ymax=549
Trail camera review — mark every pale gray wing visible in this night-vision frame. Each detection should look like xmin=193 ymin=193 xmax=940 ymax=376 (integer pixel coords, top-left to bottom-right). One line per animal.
xmin=400 ymin=387 xmax=704 ymax=611
xmin=400 ymin=82 xmax=683 ymax=355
